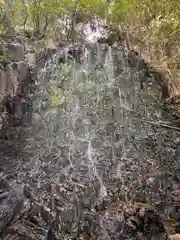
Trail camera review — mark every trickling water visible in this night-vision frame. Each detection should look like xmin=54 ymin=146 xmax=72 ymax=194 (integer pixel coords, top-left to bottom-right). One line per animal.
xmin=1 ymin=25 xmax=180 ymax=239
xmin=87 ymin=140 xmax=107 ymax=199
xmin=104 ymin=46 xmax=115 ymax=88
xmin=84 ymin=20 xmax=105 ymax=42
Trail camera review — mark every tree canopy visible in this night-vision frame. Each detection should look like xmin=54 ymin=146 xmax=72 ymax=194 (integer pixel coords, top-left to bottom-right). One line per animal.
xmin=0 ymin=0 xmax=179 ymax=80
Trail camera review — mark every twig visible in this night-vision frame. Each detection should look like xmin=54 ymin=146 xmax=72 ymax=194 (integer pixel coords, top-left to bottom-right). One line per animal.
xmin=0 ymin=12 xmax=6 ymax=25
xmin=141 ymin=119 xmax=180 ymax=131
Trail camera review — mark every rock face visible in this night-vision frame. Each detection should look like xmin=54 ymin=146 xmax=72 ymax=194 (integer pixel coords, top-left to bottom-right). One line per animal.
xmin=0 ymin=61 xmax=31 ymax=98
xmin=0 ymin=61 xmax=33 ymax=136
xmin=36 ymin=43 xmax=88 ymax=68
xmin=36 ymin=48 xmax=57 ymax=68
xmin=126 ymin=49 xmax=180 ymax=101
xmin=5 ymin=42 xmax=25 ymax=61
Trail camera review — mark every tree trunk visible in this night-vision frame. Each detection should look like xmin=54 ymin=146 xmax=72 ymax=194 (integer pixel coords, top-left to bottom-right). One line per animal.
xmin=32 ymin=0 xmax=41 ymax=36
xmin=39 ymin=15 xmax=49 ymax=39
xmin=68 ymin=0 xmax=80 ymax=42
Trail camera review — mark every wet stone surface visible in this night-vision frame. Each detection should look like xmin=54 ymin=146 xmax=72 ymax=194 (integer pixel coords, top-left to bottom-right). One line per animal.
xmin=0 ymin=42 xmax=180 ymax=239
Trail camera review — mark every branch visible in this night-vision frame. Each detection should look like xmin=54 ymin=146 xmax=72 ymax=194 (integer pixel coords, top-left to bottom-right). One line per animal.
xmin=141 ymin=119 xmax=180 ymax=131
xmin=0 ymin=12 xmax=6 ymax=25
xmin=40 ymin=15 xmax=49 ymax=38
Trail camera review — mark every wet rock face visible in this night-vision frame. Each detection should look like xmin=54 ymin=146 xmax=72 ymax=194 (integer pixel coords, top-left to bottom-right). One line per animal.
xmin=97 ymin=33 xmax=119 ymax=46
xmin=67 ymin=44 xmax=87 ymax=63
xmin=35 ymin=43 xmax=91 ymax=69
xmin=1 ymin=37 xmax=180 ymax=238
xmin=0 ymin=61 xmax=33 ymax=134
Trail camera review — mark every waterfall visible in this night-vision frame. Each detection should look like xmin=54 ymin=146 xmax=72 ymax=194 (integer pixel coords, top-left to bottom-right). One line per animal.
xmin=3 ymin=22 xmax=178 ymax=239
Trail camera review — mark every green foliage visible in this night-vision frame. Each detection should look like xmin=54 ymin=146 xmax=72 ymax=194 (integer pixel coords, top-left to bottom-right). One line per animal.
xmin=0 ymin=0 xmax=179 ymax=83
xmin=0 ymin=0 xmax=13 ymax=34
xmin=50 ymin=87 xmax=66 ymax=107
xmin=78 ymin=0 xmax=106 ymax=19
xmin=0 ymin=54 xmax=9 ymax=62
xmin=110 ymin=0 xmax=134 ymax=23
xmin=1 ymin=0 xmax=75 ymax=36
xmin=0 ymin=0 xmax=108 ymax=38
xmin=109 ymin=0 xmax=180 ymax=81
xmin=0 ymin=0 xmax=179 ymax=43
xmin=109 ymin=0 xmax=180 ymax=41
xmin=78 ymin=80 xmax=97 ymax=93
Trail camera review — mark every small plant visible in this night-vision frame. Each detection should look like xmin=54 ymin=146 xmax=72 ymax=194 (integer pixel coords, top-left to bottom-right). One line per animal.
xmin=78 ymin=80 xmax=97 ymax=93
xmin=50 ymin=87 xmax=71 ymax=107
xmin=0 ymin=54 xmax=9 ymax=62
xmin=50 ymin=87 xmax=66 ymax=107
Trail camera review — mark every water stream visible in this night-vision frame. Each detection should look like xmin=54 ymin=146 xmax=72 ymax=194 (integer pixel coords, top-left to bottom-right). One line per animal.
xmin=1 ymin=30 xmax=180 ymax=238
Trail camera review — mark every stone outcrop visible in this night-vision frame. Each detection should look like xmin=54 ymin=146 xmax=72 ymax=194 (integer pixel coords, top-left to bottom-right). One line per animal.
xmin=0 ymin=61 xmax=33 ymax=137
xmin=5 ymin=42 xmax=25 ymax=62
xmin=0 ymin=61 xmax=32 ymax=98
